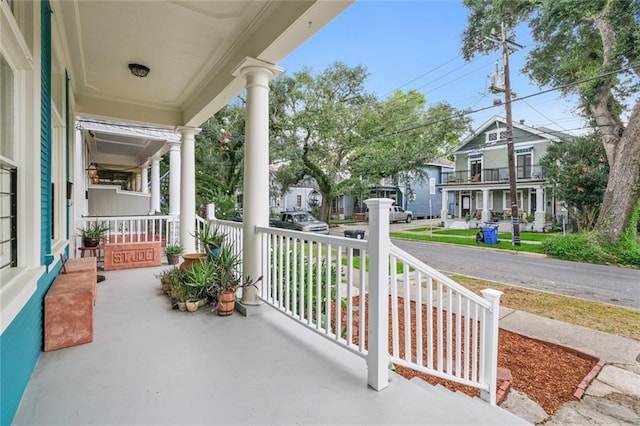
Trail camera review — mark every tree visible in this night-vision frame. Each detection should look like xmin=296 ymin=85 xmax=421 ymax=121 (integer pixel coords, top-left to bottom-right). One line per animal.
xmin=194 ymin=103 xmax=246 ymax=217
xmin=270 ymin=63 xmax=471 ymax=222
xmin=351 ymin=92 xmax=470 ymax=187
xmin=269 ymin=62 xmax=377 ymax=222
xmin=540 ymin=134 xmax=609 ymax=231
xmin=462 ymin=0 xmax=640 ymax=243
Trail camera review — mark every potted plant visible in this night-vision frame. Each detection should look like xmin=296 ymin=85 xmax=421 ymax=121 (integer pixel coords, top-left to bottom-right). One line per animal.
xmin=169 ymin=281 xmax=190 ymax=311
xmin=192 ymin=222 xmax=226 ymax=260
xmin=163 ymin=243 xmax=183 ymax=265
xmin=156 ymin=267 xmax=184 ymax=295
xmin=207 ymin=245 xmax=261 ymax=316
xmin=77 ymin=221 xmax=109 ymax=247
xmin=183 ymin=259 xmax=216 ymax=311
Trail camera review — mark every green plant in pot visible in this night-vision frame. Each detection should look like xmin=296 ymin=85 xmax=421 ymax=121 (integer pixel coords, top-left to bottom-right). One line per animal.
xmin=169 ymin=282 xmax=190 ymax=311
xmin=184 ymin=259 xmax=216 ymax=311
xmin=156 ymin=266 xmax=184 ymax=295
xmin=77 ymin=221 xmax=110 ymax=247
xmin=192 ymin=222 xmax=226 ymax=260
xmin=163 ymin=243 xmax=184 ymax=265
xmin=207 ymin=245 xmax=261 ymax=316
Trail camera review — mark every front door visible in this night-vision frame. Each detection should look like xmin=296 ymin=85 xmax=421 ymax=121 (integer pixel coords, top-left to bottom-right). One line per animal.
xmin=462 ymin=195 xmax=470 ymax=217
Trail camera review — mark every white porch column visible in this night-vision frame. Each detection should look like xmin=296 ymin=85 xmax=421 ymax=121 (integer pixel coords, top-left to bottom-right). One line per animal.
xmin=141 ymin=162 xmax=149 ymax=194
xmin=233 ymin=58 xmax=283 ymax=308
xmin=440 ymin=188 xmax=448 ymax=220
xmin=150 ymin=157 xmax=161 ymax=214
xmin=134 ymin=172 xmax=141 ymax=192
xmin=178 ymin=127 xmax=201 ymax=253
xmin=168 ymin=140 xmax=181 ymax=216
xmin=364 ymin=198 xmax=393 ymax=391
xmin=481 ymin=189 xmax=490 ymax=222
xmin=534 ymin=185 xmax=545 ymax=231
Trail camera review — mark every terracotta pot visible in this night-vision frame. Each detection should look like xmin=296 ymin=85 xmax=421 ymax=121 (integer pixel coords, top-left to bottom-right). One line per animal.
xmin=166 ymin=254 xmax=180 ymax=265
xmin=186 ymin=301 xmax=199 ymax=312
xmin=218 ymin=290 xmax=236 ymax=316
xmin=178 ymin=301 xmax=187 ymax=311
xmin=180 ymin=253 xmax=207 ymax=270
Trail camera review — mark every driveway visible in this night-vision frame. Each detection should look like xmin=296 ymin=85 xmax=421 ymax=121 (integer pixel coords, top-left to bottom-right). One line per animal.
xmin=331 ymin=220 xmax=640 ymax=310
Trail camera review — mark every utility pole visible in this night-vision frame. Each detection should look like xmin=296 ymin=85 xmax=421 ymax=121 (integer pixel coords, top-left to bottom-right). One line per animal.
xmin=488 ymin=23 xmax=522 ymax=245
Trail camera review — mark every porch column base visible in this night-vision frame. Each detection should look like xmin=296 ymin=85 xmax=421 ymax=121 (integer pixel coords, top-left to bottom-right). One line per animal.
xmin=235 ymin=300 xmax=269 ymax=317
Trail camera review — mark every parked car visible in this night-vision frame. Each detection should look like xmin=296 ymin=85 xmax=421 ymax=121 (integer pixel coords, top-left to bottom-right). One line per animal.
xmin=270 ymin=211 xmax=329 ymax=234
xmin=231 ymin=210 xmax=243 ymax=222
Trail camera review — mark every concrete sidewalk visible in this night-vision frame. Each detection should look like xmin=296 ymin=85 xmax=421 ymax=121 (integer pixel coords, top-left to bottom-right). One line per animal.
xmin=498 ymin=308 xmax=640 ymax=424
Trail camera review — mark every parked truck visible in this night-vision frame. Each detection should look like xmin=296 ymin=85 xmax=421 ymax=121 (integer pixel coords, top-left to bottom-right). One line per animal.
xmin=389 ymin=206 xmax=413 ymax=223
xmin=269 ymin=211 xmax=330 ymax=234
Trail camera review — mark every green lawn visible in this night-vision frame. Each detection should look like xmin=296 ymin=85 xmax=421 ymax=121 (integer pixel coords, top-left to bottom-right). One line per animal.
xmin=452 ymin=274 xmax=640 ymax=341
xmin=389 ymin=231 xmax=545 ymax=254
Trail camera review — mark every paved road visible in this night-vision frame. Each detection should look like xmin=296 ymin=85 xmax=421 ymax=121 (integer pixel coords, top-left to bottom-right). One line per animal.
xmin=332 ymin=221 xmax=640 ymax=310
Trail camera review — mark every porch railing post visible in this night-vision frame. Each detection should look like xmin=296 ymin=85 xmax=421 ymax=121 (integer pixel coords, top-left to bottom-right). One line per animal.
xmin=480 ymin=288 xmax=503 ymax=404
xmin=364 ymin=198 xmax=394 ymax=391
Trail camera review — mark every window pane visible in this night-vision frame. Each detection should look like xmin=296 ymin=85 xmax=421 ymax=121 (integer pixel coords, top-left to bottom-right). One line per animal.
xmin=0 ymin=54 xmax=14 ymax=160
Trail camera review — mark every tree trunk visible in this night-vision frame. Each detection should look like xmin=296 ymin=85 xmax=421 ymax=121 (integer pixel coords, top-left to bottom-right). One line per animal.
xmin=596 ymin=102 xmax=640 ymax=243
xmin=319 ymin=195 xmax=331 ymax=223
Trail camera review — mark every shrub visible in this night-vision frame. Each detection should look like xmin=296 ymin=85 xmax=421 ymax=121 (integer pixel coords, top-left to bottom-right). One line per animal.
xmin=541 ymin=233 xmax=616 ymax=264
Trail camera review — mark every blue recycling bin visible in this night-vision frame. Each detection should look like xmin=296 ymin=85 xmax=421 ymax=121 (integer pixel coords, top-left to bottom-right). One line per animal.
xmin=482 ymin=222 xmax=499 ymax=244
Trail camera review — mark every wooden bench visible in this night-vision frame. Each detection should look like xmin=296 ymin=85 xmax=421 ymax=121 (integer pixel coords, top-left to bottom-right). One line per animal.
xmin=44 ymin=270 xmax=96 ymax=351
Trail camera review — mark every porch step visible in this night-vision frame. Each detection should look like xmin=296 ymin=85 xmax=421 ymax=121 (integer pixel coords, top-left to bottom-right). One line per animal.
xmin=407 ymin=377 xmax=528 ymax=424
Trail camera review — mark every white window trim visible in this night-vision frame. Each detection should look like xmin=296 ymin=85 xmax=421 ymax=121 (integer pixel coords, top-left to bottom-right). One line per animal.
xmin=0 ymin=1 xmax=46 ymax=332
xmin=503 ymin=191 xmax=524 ymax=210
xmin=476 ymin=191 xmax=493 ymax=209
xmin=485 ymin=129 xmax=506 ymax=145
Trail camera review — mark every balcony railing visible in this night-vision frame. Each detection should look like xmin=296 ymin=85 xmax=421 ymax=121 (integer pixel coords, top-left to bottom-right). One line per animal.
xmin=442 ymin=165 xmax=545 ymax=185
xmin=78 ymin=215 xmax=180 ymax=247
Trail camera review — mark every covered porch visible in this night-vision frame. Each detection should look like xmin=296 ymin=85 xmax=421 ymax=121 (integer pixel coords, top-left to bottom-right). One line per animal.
xmin=14 ymin=264 xmax=524 ymax=425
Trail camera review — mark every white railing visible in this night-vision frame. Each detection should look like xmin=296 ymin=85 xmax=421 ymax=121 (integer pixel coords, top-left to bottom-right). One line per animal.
xmin=257 ymin=226 xmax=369 ymax=360
xmin=78 ymin=215 xmax=179 ymax=247
xmin=210 ymin=219 xmax=243 ymax=264
xmin=195 ymin=215 xmax=207 ymax=252
xmin=252 ymin=199 xmax=502 ymax=404
xmin=388 ymin=245 xmax=502 ymax=404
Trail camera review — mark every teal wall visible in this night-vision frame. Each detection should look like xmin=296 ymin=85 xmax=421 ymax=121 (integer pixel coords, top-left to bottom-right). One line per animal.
xmin=0 ymin=264 xmax=60 ymax=426
xmin=0 ymin=1 xmax=58 ymax=424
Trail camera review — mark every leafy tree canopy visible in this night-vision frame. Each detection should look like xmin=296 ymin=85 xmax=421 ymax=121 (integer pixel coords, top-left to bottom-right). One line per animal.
xmin=270 ymin=62 xmax=470 ymax=221
xmin=540 ymin=134 xmax=609 ymax=231
xmin=462 ymin=0 xmax=640 ymax=243
xmin=194 ymin=102 xmax=246 ymax=212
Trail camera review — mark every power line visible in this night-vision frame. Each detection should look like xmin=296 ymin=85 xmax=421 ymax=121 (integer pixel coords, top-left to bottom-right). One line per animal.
xmin=365 ymin=63 xmax=639 ymax=142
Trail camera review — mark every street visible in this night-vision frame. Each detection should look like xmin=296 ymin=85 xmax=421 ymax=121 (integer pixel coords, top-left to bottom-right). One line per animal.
xmin=331 ymin=221 xmax=640 ymax=310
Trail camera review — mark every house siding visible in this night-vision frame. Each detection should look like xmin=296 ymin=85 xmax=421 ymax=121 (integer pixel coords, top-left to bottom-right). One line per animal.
xmin=406 ymin=165 xmax=449 ymax=218
xmin=0 ymin=264 xmax=60 ymax=426
xmin=0 ymin=2 xmax=61 ymax=424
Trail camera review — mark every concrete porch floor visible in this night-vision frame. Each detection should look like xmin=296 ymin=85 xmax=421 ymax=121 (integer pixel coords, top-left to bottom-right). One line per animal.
xmin=14 ymin=265 xmax=525 ymax=425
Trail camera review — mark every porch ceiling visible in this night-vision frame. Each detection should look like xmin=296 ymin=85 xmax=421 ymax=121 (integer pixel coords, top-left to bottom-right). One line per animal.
xmin=53 ymin=0 xmax=352 ymax=129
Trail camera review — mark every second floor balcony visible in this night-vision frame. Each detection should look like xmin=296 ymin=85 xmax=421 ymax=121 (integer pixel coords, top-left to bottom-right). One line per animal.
xmin=442 ymin=165 xmax=546 ymax=185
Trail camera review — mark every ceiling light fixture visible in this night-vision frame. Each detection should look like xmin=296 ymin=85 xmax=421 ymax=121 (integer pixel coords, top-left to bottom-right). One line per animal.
xmin=128 ymin=63 xmax=150 ymax=78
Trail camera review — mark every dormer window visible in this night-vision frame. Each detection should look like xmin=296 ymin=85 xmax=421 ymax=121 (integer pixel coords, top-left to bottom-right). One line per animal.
xmin=486 ymin=129 xmax=507 ymax=144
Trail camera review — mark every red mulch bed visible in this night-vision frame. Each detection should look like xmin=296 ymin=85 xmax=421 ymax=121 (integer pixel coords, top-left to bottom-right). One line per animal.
xmin=336 ymin=295 xmax=597 ymax=415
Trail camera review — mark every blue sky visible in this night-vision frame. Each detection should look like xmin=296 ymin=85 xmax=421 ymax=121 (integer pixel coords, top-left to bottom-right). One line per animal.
xmin=280 ymin=0 xmax=585 ymax=135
